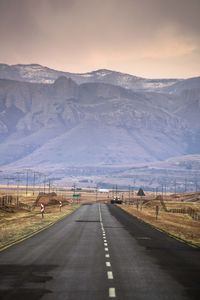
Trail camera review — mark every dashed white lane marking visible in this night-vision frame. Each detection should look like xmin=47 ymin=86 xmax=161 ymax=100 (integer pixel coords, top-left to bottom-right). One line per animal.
xmin=109 ymin=287 xmax=116 ymax=298
xmin=106 ymin=261 xmax=111 ymax=267
xmin=107 ymin=271 xmax=114 ymax=279
xmin=99 ymin=204 xmax=116 ymax=298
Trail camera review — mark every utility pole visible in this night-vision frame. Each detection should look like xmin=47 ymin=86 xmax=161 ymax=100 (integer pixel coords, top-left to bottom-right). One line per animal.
xmin=38 ymin=172 xmax=43 ymax=194
xmin=48 ymin=179 xmax=51 ymax=194
xmin=174 ymin=179 xmax=177 ymax=196
xmin=73 ymin=183 xmax=76 ymax=196
xmin=112 ymin=186 xmax=114 ymax=199
xmin=25 ymin=169 xmax=32 ymax=196
xmin=32 ymin=172 xmax=36 ymax=196
xmin=195 ymin=174 xmax=198 ymax=192
xmin=164 ymin=182 xmax=167 ymax=196
xmin=133 ymin=179 xmax=136 ymax=201
xmin=5 ymin=177 xmax=10 ymax=205
xmin=43 ymin=175 xmax=47 ymax=194
xmin=155 ymin=187 xmax=158 ymax=197
xmin=5 ymin=177 xmax=14 ymax=205
xmin=26 ymin=170 xmax=28 ymax=196
xmin=16 ymin=172 xmax=21 ymax=207
xmin=0 ymin=170 xmax=2 ymax=189
xmin=184 ymin=178 xmax=187 ymax=193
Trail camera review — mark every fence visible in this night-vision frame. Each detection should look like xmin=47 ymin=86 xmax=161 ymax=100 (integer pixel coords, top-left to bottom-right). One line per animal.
xmin=0 ymin=195 xmax=16 ymax=207
xmin=167 ymin=207 xmax=200 ymax=221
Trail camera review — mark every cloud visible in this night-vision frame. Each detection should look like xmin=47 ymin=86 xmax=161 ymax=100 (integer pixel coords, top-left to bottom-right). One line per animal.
xmin=0 ymin=0 xmax=199 ymax=78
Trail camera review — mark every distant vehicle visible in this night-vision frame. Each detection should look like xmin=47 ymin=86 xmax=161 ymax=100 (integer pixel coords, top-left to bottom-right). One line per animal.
xmin=111 ymin=196 xmax=123 ymax=204
xmin=98 ymin=188 xmax=109 ymax=193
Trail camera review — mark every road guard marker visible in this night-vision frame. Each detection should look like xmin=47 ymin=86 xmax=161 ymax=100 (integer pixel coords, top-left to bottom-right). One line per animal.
xmin=40 ymin=203 xmax=45 ymax=218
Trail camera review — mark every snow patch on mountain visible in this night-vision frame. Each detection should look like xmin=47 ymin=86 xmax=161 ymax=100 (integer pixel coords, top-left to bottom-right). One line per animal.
xmin=0 ymin=63 xmax=181 ymax=91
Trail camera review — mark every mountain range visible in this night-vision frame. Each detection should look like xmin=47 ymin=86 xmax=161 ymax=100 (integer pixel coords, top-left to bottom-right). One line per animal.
xmin=0 ymin=63 xmax=199 ymax=173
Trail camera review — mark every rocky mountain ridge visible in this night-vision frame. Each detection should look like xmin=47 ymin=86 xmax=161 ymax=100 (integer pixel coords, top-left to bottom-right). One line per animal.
xmin=0 ymin=64 xmax=199 ymax=171
xmin=0 ymin=63 xmax=180 ymax=91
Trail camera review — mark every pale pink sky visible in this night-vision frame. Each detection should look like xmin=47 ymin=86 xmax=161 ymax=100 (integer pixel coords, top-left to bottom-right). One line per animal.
xmin=0 ymin=0 xmax=200 ymax=78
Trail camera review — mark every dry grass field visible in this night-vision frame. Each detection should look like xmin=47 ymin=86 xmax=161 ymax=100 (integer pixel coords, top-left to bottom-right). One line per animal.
xmin=120 ymin=194 xmax=200 ymax=248
xmin=0 ymin=204 xmax=80 ymax=250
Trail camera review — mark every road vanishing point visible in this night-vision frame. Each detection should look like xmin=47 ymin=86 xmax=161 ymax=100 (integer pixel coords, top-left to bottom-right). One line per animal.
xmin=0 ymin=203 xmax=200 ymax=300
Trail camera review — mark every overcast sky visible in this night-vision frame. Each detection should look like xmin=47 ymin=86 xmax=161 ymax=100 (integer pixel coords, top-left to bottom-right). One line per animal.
xmin=0 ymin=0 xmax=199 ymax=78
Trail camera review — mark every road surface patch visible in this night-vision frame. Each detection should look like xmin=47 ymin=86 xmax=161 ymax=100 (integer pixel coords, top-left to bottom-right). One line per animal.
xmin=136 ymin=236 xmax=151 ymax=240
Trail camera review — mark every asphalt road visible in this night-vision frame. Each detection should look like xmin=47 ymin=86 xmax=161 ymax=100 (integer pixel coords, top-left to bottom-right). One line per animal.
xmin=0 ymin=203 xmax=199 ymax=300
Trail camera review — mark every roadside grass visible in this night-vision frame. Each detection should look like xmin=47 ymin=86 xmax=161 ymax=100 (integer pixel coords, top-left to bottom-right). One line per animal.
xmin=0 ymin=204 xmax=80 ymax=250
xmin=120 ymin=203 xmax=200 ymax=248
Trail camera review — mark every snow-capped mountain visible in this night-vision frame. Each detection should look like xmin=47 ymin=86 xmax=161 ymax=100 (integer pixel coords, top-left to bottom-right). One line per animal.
xmin=0 ymin=66 xmax=200 ymax=171
xmin=0 ymin=63 xmax=180 ymax=91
